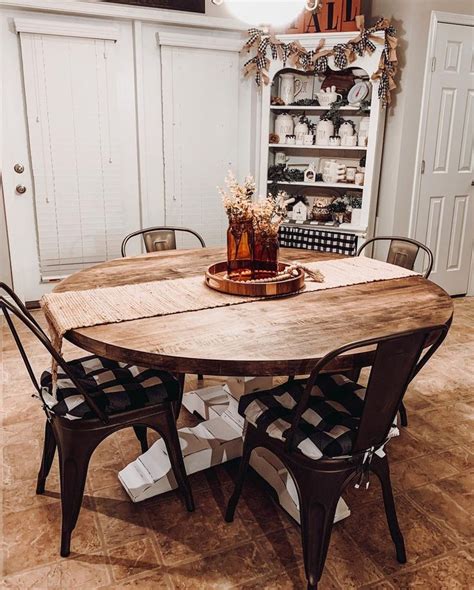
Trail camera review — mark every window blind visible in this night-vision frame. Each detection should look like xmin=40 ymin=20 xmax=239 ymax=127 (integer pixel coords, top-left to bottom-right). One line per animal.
xmin=20 ymin=32 xmax=125 ymax=280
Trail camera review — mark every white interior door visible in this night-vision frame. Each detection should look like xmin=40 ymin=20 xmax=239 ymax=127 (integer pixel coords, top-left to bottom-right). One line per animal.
xmin=414 ymin=22 xmax=474 ymax=295
xmin=1 ymin=18 xmax=140 ymax=302
xmin=160 ymin=37 xmax=241 ymax=248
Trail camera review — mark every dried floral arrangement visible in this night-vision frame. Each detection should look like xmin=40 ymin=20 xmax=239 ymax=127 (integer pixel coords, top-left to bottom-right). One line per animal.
xmin=219 ymin=171 xmax=255 ymax=222
xmin=241 ymin=16 xmax=398 ymax=107
xmin=253 ymin=191 xmax=289 ymax=238
xmin=220 ymin=172 xmax=292 ymax=240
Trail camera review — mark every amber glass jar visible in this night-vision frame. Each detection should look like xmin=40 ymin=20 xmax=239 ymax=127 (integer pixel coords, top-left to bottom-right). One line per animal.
xmin=253 ymin=232 xmax=279 ymax=278
xmin=227 ymin=219 xmax=254 ymax=281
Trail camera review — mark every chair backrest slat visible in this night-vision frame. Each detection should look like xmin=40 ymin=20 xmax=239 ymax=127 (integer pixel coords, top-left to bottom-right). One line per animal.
xmin=357 ymin=236 xmax=434 ymax=279
xmin=121 ymin=226 xmax=206 ymax=257
xmin=352 ymin=331 xmax=427 ymax=452
xmin=0 ymin=283 xmax=108 ymax=423
xmin=286 ymin=323 xmax=450 ymax=457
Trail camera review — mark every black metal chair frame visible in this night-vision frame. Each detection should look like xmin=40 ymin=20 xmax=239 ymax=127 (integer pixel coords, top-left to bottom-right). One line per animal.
xmin=0 ymin=282 xmax=194 ymax=558
xmin=122 ymin=225 xmax=207 ymax=449
xmin=357 ymin=235 xmax=434 ymax=279
xmin=225 ymin=322 xmax=451 ymax=590
xmin=357 ymin=235 xmax=435 ymax=427
xmin=121 ymin=225 xmax=206 ymax=258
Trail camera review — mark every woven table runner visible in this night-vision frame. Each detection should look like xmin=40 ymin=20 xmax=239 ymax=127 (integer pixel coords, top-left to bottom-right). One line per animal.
xmin=41 ymin=257 xmax=418 ymax=356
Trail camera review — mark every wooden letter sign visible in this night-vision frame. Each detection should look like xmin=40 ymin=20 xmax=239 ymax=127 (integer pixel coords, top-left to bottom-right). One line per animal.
xmin=287 ymin=0 xmax=361 ymax=34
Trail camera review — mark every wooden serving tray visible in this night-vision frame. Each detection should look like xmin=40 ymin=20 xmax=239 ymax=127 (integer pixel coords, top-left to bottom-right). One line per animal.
xmin=205 ymin=261 xmax=305 ymax=297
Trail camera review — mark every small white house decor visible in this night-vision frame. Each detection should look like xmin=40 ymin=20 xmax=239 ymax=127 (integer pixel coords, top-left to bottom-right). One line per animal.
xmin=293 ymin=200 xmax=309 ymax=222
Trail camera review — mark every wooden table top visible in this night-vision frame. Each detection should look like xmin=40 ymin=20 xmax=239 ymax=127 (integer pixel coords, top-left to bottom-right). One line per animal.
xmin=55 ymin=247 xmax=454 ymax=376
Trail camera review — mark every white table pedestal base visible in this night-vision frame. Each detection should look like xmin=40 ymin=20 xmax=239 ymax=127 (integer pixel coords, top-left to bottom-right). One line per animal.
xmin=118 ymin=384 xmax=350 ymax=524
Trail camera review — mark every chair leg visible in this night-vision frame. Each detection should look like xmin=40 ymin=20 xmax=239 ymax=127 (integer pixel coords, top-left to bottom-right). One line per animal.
xmin=292 ymin=467 xmax=348 ymax=590
xmin=399 ymin=402 xmax=408 ymax=427
xmin=158 ymin=408 xmax=195 ymax=512
xmin=56 ymin=431 xmax=96 ymax=557
xmin=371 ymin=454 xmax=407 ymax=564
xmin=133 ymin=425 xmax=149 ymax=453
xmin=225 ymin=429 xmax=254 ymax=523
xmin=174 ymin=373 xmax=186 ymax=420
xmin=36 ymin=420 xmax=57 ymax=494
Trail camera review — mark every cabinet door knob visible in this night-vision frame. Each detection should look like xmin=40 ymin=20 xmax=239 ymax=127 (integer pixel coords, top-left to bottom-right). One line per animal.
xmin=14 ymin=163 xmax=25 ymax=174
xmin=16 ymin=185 xmax=27 ymax=194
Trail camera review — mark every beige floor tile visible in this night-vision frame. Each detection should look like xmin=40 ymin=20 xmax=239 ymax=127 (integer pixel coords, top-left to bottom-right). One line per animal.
xmin=389 ymin=549 xmax=474 ymax=589
xmin=147 ymin=481 xmax=251 ymax=566
xmin=1 ymin=553 xmax=111 ymax=588
xmin=107 ymin=537 xmax=160 ymax=582
xmin=2 ymin=498 xmax=103 ymax=576
xmin=169 ymin=542 xmax=271 ymax=589
xmin=407 ymin=482 xmax=474 ymax=545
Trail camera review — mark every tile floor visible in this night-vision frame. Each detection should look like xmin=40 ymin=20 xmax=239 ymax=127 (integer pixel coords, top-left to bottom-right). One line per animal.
xmin=1 ymin=298 xmax=473 ymax=589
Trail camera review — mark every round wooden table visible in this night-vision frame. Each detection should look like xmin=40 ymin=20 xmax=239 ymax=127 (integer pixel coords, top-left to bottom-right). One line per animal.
xmin=55 ymin=247 xmax=453 ymax=376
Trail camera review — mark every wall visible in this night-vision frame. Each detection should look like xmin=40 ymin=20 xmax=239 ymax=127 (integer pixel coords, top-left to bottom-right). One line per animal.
xmin=0 ymin=186 xmax=11 ymax=285
xmin=369 ymin=0 xmax=473 ymax=241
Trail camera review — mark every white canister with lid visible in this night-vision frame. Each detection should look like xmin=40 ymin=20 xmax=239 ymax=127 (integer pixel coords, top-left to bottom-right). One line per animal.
xmin=339 ymin=121 xmax=354 ymax=138
xmin=358 ymin=117 xmax=370 ymax=138
xmin=275 ymin=112 xmax=294 ymax=143
xmin=294 ymin=118 xmax=309 ymax=144
xmin=315 ymin=119 xmax=334 ymax=146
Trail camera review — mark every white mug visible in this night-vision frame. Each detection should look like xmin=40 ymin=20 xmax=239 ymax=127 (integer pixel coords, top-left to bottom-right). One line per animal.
xmin=358 ymin=134 xmax=368 ymax=147
xmin=341 ymin=134 xmax=357 ymax=147
xmin=303 ymin=134 xmax=314 ymax=145
xmin=355 ymin=171 xmax=365 ymax=185
xmin=346 ymin=167 xmax=357 ymax=183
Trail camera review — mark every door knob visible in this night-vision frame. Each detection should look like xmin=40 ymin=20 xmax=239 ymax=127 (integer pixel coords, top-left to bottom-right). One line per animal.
xmin=14 ymin=163 xmax=25 ymax=174
xmin=16 ymin=185 xmax=27 ymax=194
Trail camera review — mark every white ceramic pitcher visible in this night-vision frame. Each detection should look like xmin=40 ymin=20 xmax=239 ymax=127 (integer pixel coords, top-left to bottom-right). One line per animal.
xmin=280 ymin=73 xmax=302 ymax=105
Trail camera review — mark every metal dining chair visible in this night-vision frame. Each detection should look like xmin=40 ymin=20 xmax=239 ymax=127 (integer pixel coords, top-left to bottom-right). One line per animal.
xmin=0 ymin=282 xmax=195 ymax=557
xmin=356 ymin=235 xmax=434 ymax=427
xmin=121 ymin=225 xmax=206 ymax=257
xmin=121 ymin=226 xmax=207 ymax=444
xmin=226 ymin=322 xmax=451 ymax=590
xmin=357 ymin=235 xmax=434 ymax=279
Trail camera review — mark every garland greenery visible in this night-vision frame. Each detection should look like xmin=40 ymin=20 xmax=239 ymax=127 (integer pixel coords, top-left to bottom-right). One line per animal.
xmin=241 ymin=16 xmax=398 ymax=107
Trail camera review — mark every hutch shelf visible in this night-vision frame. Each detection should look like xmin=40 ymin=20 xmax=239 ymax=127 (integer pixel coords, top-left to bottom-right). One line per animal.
xmin=258 ymin=31 xmax=387 ymax=254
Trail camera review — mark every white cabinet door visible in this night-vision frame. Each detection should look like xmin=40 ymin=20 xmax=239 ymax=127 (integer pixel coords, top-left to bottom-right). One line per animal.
xmin=160 ymin=36 xmax=244 ymax=247
xmin=1 ymin=18 xmax=140 ymax=301
xmin=415 ymin=22 xmax=474 ymax=295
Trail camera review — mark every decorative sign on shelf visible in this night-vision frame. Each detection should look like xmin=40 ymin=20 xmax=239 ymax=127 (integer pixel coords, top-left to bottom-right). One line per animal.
xmin=287 ymin=0 xmax=362 ymax=34
xmin=103 ymin=0 xmax=205 ymax=12
xmin=241 ymin=16 xmax=398 ymax=106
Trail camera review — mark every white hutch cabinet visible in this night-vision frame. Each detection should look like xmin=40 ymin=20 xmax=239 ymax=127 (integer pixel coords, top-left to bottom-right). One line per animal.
xmin=257 ymin=32 xmax=387 ymax=255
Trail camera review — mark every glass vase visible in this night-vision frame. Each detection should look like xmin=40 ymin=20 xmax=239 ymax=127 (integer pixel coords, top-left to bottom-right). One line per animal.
xmin=227 ymin=219 xmax=254 ymax=281
xmin=254 ymin=232 xmax=279 ymax=278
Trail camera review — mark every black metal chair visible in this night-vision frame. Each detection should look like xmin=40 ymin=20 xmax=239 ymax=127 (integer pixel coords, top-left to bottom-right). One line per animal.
xmin=357 ymin=235 xmax=434 ymax=279
xmin=225 ymin=322 xmax=450 ymax=590
xmin=121 ymin=225 xmax=206 ymax=257
xmin=0 ymin=282 xmax=194 ymax=558
xmin=357 ymin=235 xmax=434 ymax=427
xmin=121 ymin=226 xmax=207 ymax=447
